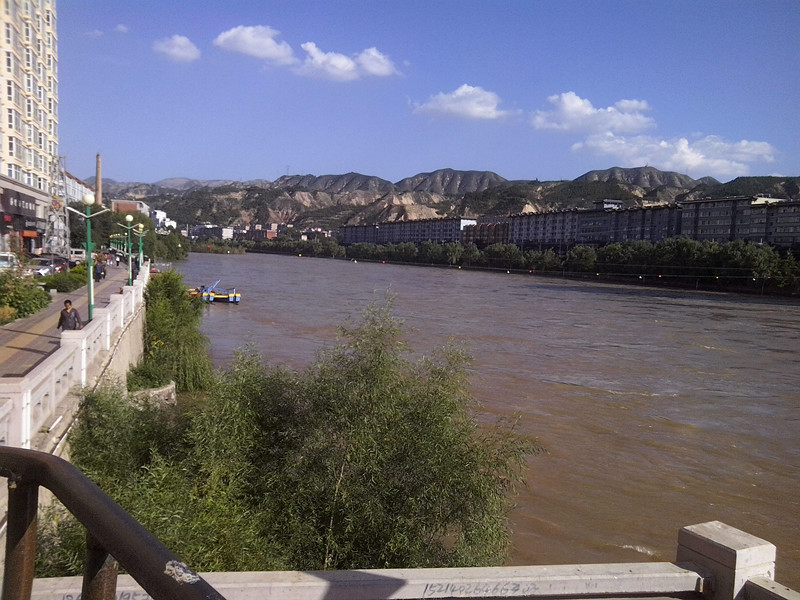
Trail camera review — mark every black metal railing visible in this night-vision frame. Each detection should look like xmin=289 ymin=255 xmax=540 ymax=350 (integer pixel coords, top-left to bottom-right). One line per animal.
xmin=0 ymin=446 xmax=227 ymax=600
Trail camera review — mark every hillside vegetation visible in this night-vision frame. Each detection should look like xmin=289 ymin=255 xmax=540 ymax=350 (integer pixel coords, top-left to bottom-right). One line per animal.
xmin=93 ymin=167 xmax=800 ymax=230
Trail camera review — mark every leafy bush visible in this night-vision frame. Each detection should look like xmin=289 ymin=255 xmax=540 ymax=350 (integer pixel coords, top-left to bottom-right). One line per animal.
xmin=38 ymin=271 xmax=86 ymax=293
xmin=127 ymin=358 xmax=171 ymax=390
xmin=127 ymin=270 xmax=212 ymax=392
xmin=35 ymin=380 xmax=193 ymax=577
xmin=35 ymin=504 xmax=85 ymax=577
xmin=41 ymin=299 xmax=537 ymax=576
xmin=0 ymin=305 xmax=17 ymax=325
xmin=70 ymin=263 xmax=88 ymax=279
xmin=0 ymin=270 xmax=50 ymax=318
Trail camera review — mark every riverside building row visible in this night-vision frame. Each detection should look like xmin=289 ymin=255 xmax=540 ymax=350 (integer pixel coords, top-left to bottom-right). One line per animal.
xmin=337 ymin=196 xmax=800 ymax=251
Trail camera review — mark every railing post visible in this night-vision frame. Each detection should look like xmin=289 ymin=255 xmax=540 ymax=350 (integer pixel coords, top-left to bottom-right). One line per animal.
xmin=677 ymin=521 xmax=776 ymax=600
xmin=2 ymin=478 xmax=39 ymax=600
xmin=82 ymin=532 xmax=119 ymax=600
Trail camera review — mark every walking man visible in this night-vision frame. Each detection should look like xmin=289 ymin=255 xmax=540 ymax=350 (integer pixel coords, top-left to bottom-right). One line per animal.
xmin=56 ymin=299 xmax=83 ymax=331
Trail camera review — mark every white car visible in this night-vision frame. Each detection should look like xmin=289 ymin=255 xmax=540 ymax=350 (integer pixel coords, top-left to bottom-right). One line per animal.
xmin=22 ymin=257 xmax=54 ymax=278
xmin=0 ymin=252 xmax=20 ymax=272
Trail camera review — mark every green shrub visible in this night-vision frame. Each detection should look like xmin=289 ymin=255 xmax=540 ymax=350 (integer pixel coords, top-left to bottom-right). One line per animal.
xmin=38 ymin=271 xmax=86 ymax=293
xmin=42 ymin=299 xmax=538 ymax=576
xmin=70 ymin=263 xmax=88 ymax=279
xmin=127 ymin=270 xmax=212 ymax=392
xmin=0 ymin=271 xmax=50 ymax=318
xmin=0 ymin=305 xmax=17 ymax=325
xmin=127 ymin=358 xmax=171 ymax=390
xmin=35 ymin=504 xmax=85 ymax=578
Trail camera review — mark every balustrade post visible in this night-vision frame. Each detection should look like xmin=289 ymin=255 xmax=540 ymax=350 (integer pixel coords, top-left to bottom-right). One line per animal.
xmin=677 ymin=521 xmax=776 ymax=600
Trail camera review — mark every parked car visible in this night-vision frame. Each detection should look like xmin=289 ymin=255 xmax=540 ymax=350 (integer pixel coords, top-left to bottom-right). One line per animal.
xmin=22 ymin=257 xmax=54 ymax=278
xmin=35 ymin=253 xmax=69 ymax=273
xmin=69 ymin=247 xmax=86 ymax=264
xmin=0 ymin=252 xmax=20 ymax=272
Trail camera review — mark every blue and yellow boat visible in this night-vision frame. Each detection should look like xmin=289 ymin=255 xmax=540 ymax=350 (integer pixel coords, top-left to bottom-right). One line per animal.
xmin=189 ymin=280 xmax=241 ymax=304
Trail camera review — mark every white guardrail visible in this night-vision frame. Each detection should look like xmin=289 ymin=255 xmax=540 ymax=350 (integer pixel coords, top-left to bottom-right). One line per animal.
xmin=0 ymin=268 xmax=149 ymax=449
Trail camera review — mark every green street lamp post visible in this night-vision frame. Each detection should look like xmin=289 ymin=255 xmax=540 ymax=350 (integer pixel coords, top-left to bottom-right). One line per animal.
xmin=84 ymin=196 xmax=96 ymax=320
xmin=117 ymin=214 xmax=136 ymax=285
xmin=66 ymin=193 xmax=109 ymax=321
xmin=133 ymin=223 xmax=145 ymax=267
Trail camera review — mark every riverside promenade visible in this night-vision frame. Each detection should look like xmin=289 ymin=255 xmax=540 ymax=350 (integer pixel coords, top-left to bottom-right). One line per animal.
xmin=0 ymin=264 xmax=128 ymax=379
xmin=0 ymin=262 xmax=148 ymax=453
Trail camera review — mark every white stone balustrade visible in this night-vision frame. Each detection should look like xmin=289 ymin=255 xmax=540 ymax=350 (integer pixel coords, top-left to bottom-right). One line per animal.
xmin=29 ymin=522 xmax=798 ymax=600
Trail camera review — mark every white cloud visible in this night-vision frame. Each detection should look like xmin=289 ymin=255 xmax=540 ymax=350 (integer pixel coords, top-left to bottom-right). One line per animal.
xmin=213 ymin=25 xmax=296 ymax=66
xmin=152 ymin=35 xmax=200 ymax=63
xmin=356 ymin=47 xmax=399 ymax=77
xmin=533 ymin=91 xmax=655 ymax=134
xmin=211 ymin=25 xmax=397 ymax=82
xmin=114 ymin=24 xmax=129 ymax=34
xmin=574 ymin=132 xmax=776 ymax=178
xmin=532 ymin=91 xmax=776 ymax=178
xmin=296 ymin=42 xmax=359 ymax=81
xmin=85 ymin=29 xmax=103 ymax=38
xmin=413 ymin=84 xmax=517 ymax=120
xmin=295 ymin=42 xmax=399 ymax=81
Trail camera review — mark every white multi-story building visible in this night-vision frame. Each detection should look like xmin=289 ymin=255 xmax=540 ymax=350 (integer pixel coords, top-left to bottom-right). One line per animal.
xmin=0 ymin=0 xmax=60 ymax=252
xmin=150 ymin=209 xmax=177 ymax=231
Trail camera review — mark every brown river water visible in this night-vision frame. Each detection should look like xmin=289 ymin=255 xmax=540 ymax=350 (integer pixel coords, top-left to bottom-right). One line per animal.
xmin=175 ymin=252 xmax=800 ymax=587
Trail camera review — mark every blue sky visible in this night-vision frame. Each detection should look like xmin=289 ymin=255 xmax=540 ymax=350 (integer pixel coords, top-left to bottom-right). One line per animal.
xmin=58 ymin=1 xmax=799 ymax=185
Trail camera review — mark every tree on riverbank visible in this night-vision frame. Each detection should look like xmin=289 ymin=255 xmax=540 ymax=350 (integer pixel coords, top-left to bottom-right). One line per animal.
xmin=37 ymin=296 xmax=537 ymax=575
xmin=127 ymin=270 xmax=213 ymax=391
xmin=241 ymin=235 xmax=800 ymax=295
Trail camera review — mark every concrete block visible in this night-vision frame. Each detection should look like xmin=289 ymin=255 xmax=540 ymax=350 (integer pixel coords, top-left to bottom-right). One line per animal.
xmin=677 ymin=521 xmax=776 ymax=600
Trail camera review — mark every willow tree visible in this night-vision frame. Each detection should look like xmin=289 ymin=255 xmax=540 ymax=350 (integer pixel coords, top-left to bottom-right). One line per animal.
xmin=40 ymin=298 xmax=536 ymax=575
xmin=191 ymin=300 xmax=536 ymax=570
xmin=127 ymin=269 xmax=212 ymax=392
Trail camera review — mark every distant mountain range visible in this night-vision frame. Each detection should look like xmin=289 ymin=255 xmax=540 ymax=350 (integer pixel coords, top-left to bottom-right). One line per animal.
xmin=87 ymin=167 xmax=799 ymax=230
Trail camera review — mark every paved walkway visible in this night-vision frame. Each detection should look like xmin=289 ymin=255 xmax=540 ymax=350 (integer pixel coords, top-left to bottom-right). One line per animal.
xmin=0 ymin=264 xmax=131 ymax=378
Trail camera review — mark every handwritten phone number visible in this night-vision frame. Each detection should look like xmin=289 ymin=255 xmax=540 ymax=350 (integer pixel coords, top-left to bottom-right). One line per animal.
xmin=423 ymin=581 xmax=539 ymax=597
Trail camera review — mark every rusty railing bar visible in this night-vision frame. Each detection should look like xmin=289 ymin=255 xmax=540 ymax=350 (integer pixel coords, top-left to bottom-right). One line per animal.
xmin=1 ymin=478 xmax=39 ymax=600
xmin=82 ymin=531 xmax=119 ymax=600
xmin=0 ymin=446 xmax=226 ymax=600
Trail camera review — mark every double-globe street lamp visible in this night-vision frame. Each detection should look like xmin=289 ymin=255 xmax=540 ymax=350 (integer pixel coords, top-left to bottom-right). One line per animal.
xmin=117 ymin=214 xmax=136 ymax=286
xmin=65 ymin=193 xmax=109 ymax=321
xmin=133 ymin=223 xmax=146 ymax=268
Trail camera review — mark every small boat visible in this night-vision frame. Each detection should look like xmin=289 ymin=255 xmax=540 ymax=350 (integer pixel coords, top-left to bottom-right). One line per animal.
xmin=189 ymin=280 xmax=241 ymax=304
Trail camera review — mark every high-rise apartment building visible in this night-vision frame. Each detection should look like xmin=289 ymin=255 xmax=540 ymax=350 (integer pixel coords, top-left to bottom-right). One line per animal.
xmin=0 ymin=0 xmax=63 ymax=253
